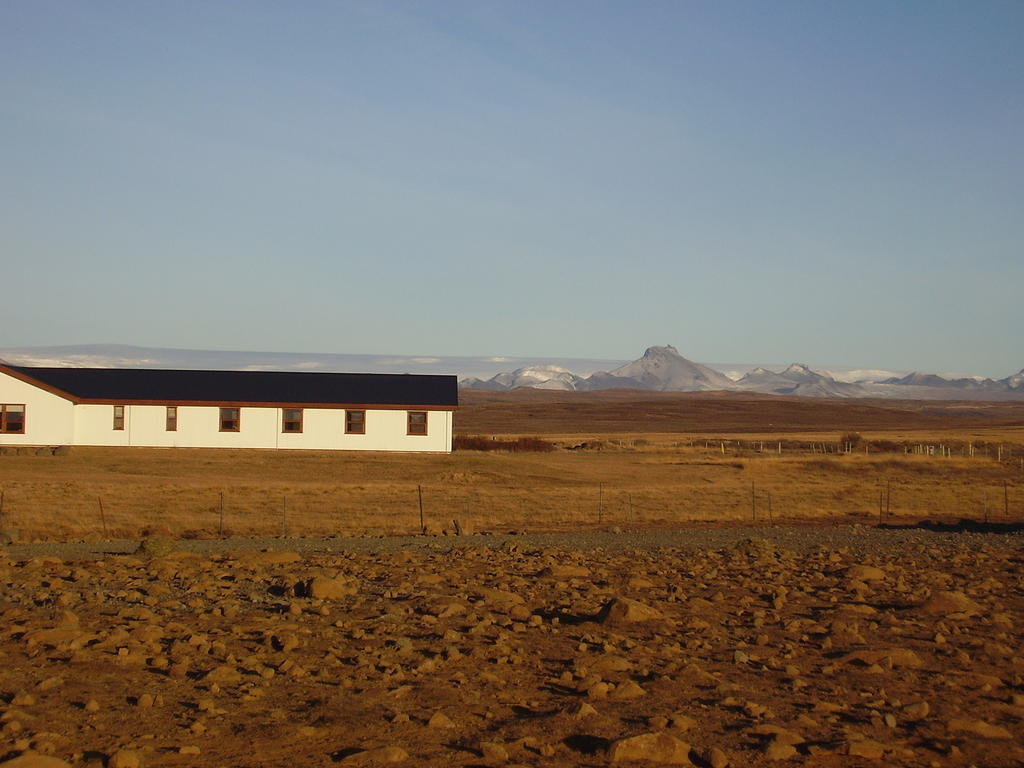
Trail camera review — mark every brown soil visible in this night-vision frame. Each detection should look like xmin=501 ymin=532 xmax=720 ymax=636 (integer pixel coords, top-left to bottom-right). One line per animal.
xmin=456 ymin=389 xmax=1024 ymax=435
xmin=1 ymin=528 xmax=1022 ymax=767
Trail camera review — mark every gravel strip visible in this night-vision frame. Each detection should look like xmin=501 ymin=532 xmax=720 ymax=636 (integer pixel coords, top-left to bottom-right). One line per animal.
xmin=5 ymin=522 xmax=1022 ymax=560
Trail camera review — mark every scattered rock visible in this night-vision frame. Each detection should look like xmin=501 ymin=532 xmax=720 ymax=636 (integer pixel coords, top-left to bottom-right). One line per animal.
xmin=842 ymin=738 xmax=887 ymax=759
xmin=607 ymin=732 xmax=691 ymax=764
xmin=107 ymin=749 xmax=143 ymax=768
xmin=135 ymin=536 xmax=178 ymax=558
xmin=303 ymin=575 xmax=357 ymax=599
xmin=845 ymin=564 xmax=886 ymax=581
xmin=427 ymin=711 xmax=454 ymax=729
xmin=699 ymin=746 xmax=729 ymax=768
xmin=598 ymin=597 xmax=665 ymax=625
xmin=340 ymin=746 xmax=408 ymax=764
xmin=479 ymin=741 xmax=509 ymax=762
xmin=919 ymin=591 xmax=982 ymax=617
xmin=0 ymin=755 xmax=72 ymax=768
xmin=902 ymin=701 xmax=930 ymax=721
xmin=947 ymin=718 xmax=1013 ymax=739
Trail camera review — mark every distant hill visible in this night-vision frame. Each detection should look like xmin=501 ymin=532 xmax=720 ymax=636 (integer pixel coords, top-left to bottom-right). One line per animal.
xmin=460 ymin=365 xmax=584 ymax=391
xmin=736 ymin=363 xmax=868 ymax=398
xmin=585 ymin=345 xmax=735 ymax=391
xmin=461 ymin=346 xmax=1024 ymax=401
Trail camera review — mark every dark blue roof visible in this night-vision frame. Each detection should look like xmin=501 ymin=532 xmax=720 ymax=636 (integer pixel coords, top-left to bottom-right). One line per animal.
xmin=6 ymin=366 xmax=458 ymax=407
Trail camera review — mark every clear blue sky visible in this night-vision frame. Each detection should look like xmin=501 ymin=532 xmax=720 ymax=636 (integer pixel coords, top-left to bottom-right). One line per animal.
xmin=2 ymin=1 xmax=1021 ymax=377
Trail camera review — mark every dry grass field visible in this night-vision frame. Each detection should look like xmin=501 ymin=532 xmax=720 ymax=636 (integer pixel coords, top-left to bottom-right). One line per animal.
xmin=1 ymin=392 xmax=1022 ymax=541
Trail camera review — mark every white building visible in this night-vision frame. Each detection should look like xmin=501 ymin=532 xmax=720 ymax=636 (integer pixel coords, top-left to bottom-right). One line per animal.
xmin=0 ymin=364 xmax=457 ymax=453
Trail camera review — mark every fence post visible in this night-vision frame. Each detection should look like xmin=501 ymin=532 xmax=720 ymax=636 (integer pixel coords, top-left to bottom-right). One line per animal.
xmin=418 ymin=485 xmax=425 ymax=534
xmin=98 ymin=496 xmax=108 ymax=538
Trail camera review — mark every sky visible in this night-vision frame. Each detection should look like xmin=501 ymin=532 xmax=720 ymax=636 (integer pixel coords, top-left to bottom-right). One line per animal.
xmin=2 ymin=1 xmax=1022 ymax=378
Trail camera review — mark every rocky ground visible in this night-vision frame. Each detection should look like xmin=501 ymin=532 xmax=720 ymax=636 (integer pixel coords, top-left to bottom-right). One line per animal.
xmin=1 ymin=526 xmax=1022 ymax=767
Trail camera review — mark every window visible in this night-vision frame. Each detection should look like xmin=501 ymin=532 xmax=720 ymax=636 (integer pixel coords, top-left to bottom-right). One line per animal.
xmin=166 ymin=406 xmax=178 ymax=432
xmin=345 ymin=409 xmax=365 ymax=434
xmin=282 ymin=408 xmax=303 ymax=433
xmin=113 ymin=405 xmax=125 ymax=431
xmin=407 ymin=411 xmax=427 ymax=436
xmin=220 ymin=407 xmax=240 ymax=432
xmin=0 ymin=404 xmax=25 ymax=434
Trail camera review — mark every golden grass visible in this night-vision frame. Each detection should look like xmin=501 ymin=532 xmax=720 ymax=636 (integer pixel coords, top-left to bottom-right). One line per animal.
xmin=2 ymin=392 xmax=1021 ymax=539
xmin=1 ymin=434 xmax=1021 ymax=540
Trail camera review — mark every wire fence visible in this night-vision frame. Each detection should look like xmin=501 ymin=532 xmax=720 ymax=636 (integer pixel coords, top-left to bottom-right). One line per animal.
xmin=0 ymin=471 xmax=1020 ymax=541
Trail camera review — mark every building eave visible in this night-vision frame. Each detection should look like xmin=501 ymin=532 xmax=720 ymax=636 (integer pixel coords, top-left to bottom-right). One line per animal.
xmin=0 ymin=364 xmax=80 ymax=403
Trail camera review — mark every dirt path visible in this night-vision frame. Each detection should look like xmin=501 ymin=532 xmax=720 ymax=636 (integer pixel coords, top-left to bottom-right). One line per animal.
xmin=6 ymin=520 xmax=1023 ymax=561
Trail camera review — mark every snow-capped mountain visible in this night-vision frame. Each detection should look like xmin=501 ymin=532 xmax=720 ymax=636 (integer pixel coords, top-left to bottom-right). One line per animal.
xmin=460 ymin=365 xmax=584 ymax=391
xmin=460 ymin=346 xmax=735 ymax=393
xmin=882 ymin=371 xmax=995 ymax=390
xmin=737 ymin=363 xmax=868 ymax=398
xmin=588 ymin=345 xmax=735 ymax=392
xmin=1006 ymin=369 xmax=1024 ymax=390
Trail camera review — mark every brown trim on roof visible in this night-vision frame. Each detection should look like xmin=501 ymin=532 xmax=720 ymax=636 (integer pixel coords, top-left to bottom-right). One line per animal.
xmin=0 ymin=365 xmax=79 ymax=403
xmin=69 ymin=398 xmax=456 ymax=410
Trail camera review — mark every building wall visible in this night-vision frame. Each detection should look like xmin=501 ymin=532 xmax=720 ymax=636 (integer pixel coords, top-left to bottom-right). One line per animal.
xmin=2 ymin=370 xmax=453 ymax=452
xmin=0 ymin=371 xmax=75 ymax=446
xmin=75 ymin=405 xmax=451 ymax=451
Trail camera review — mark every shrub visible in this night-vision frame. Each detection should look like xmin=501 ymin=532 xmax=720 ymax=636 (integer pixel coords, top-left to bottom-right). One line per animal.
xmin=453 ymin=435 xmax=556 ymax=453
xmin=840 ymin=432 xmax=863 ymax=446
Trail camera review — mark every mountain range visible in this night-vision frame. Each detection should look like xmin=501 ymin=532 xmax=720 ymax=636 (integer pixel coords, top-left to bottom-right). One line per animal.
xmin=1 ymin=343 xmax=1020 ymax=401
xmin=461 ymin=345 xmax=1024 ymax=400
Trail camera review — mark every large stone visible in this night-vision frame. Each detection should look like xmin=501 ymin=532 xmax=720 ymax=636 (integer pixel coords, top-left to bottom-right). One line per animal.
xmin=843 ymin=739 xmax=887 ymax=759
xmin=204 ymin=665 xmax=243 ymax=684
xmin=107 ymin=750 xmax=143 ymax=768
xmin=845 ymin=565 xmax=886 ymax=582
xmin=427 ymin=711 xmax=454 ymax=729
xmin=135 ymin=536 xmax=178 ymax=558
xmin=610 ymin=680 xmax=646 ymax=700
xmin=840 ymin=648 xmax=923 ymax=669
xmin=598 ymin=597 xmax=665 ymax=625
xmin=919 ymin=591 xmax=982 ymax=617
xmin=304 ymin=576 xmax=357 ymax=599
xmin=0 ymin=754 xmax=73 ymax=768
xmin=700 ymin=747 xmax=728 ymax=768
xmin=762 ymin=742 xmax=797 ymax=760
xmin=539 ymin=564 xmax=590 ymax=579
xmin=902 ymin=701 xmax=930 ymax=721
xmin=947 ymin=718 xmax=1013 ymax=739
xmin=341 ymin=746 xmax=408 ymax=764
xmin=608 ymin=732 xmax=691 ymax=764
